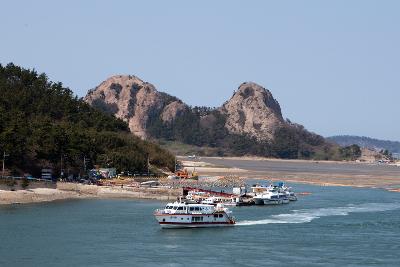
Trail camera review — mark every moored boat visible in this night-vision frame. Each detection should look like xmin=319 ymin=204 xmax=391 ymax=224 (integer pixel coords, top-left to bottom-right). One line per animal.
xmin=201 ymin=196 xmax=238 ymax=206
xmin=154 ymin=202 xmax=235 ymax=228
xmin=285 ymin=190 xmax=297 ymax=201
xmin=277 ymin=182 xmax=297 ymax=201
xmin=253 ymin=190 xmax=288 ymax=205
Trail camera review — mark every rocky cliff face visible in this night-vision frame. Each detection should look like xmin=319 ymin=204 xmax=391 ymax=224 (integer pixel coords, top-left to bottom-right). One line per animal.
xmin=85 ymin=76 xmax=284 ymax=141
xmin=220 ymin=82 xmax=284 ymax=141
xmin=84 ymin=75 xmax=187 ymax=138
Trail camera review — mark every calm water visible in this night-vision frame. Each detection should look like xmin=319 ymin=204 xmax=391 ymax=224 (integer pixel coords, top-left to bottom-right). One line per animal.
xmin=1 ymin=184 xmax=400 ymax=267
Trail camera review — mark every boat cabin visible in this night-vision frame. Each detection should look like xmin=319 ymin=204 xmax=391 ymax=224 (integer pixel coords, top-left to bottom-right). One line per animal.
xmin=164 ymin=202 xmax=215 ymax=214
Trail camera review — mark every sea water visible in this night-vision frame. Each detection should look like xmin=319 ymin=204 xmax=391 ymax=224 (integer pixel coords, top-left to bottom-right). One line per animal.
xmin=1 ymin=183 xmax=400 ymax=267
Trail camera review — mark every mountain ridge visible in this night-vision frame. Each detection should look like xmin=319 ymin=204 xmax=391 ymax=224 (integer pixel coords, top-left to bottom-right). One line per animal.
xmin=85 ymin=74 xmax=342 ymax=160
xmin=85 ymin=76 xmax=285 ymax=142
xmin=327 ymin=135 xmax=400 ymax=153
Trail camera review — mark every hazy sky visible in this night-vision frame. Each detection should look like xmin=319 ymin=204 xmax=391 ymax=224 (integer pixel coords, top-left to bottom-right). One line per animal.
xmin=1 ymin=0 xmax=399 ymax=141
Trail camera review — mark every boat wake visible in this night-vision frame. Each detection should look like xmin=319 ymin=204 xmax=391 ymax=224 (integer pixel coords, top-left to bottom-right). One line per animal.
xmin=236 ymin=202 xmax=400 ymax=226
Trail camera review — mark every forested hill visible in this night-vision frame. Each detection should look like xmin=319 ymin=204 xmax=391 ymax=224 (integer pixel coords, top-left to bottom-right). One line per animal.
xmin=86 ymin=75 xmax=355 ymax=161
xmin=0 ymin=63 xmax=174 ymax=177
xmin=327 ymin=135 xmax=400 ymax=153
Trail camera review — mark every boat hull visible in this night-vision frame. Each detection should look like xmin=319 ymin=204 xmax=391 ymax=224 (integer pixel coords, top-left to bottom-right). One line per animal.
xmin=154 ymin=212 xmax=235 ymax=228
xmin=159 ymin=222 xmax=235 ymax=229
xmin=281 ymin=198 xmax=290 ymax=204
xmin=253 ymin=198 xmax=265 ymax=205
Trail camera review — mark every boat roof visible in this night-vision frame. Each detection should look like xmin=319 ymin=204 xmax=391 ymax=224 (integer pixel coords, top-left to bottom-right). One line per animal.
xmin=166 ymin=202 xmax=214 ymax=208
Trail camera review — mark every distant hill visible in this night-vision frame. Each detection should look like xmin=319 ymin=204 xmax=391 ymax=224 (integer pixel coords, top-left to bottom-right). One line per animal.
xmin=86 ymin=75 xmax=346 ymax=160
xmin=327 ymin=135 xmax=400 ymax=153
xmin=0 ymin=63 xmax=174 ymax=177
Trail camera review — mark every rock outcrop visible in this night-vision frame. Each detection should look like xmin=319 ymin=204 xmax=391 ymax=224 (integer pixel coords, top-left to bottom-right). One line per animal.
xmin=84 ymin=75 xmax=187 ymax=138
xmin=85 ymin=77 xmax=284 ymax=141
xmin=161 ymin=101 xmax=188 ymax=123
xmin=220 ymin=82 xmax=284 ymax=141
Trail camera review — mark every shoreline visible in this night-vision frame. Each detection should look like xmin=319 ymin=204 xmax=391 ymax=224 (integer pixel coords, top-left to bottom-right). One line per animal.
xmin=1 ymin=175 xmax=399 ymax=206
xmin=0 ymin=182 xmax=182 ymax=206
xmin=2 ymin=156 xmax=400 ymax=206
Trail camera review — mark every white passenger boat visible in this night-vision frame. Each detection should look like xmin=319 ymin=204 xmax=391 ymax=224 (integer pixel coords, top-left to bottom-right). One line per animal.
xmin=250 ymin=184 xmax=273 ymax=196
xmin=185 ymin=190 xmax=209 ymax=203
xmin=154 ymin=202 xmax=235 ymax=228
xmin=201 ymin=196 xmax=238 ymax=206
xmin=278 ymin=183 xmax=297 ymax=201
xmin=253 ymin=190 xmax=289 ymax=205
xmin=284 ymin=190 xmax=297 ymax=201
xmin=253 ymin=182 xmax=297 ymax=203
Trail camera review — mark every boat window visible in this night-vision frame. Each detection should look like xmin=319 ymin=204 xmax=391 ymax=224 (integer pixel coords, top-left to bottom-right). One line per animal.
xmin=192 ymin=216 xmax=203 ymax=222
xmin=214 ymin=214 xmax=218 ymax=218
xmin=177 ymin=207 xmax=184 ymax=210
xmin=219 ymin=214 xmax=223 ymax=218
xmin=189 ymin=207 xmax=194 ymax=211
xmin=194 ymin=216 xmax=202 ymax=222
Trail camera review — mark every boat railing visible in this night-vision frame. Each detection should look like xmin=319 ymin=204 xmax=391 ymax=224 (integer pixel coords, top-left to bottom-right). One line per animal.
xmin=155 ymin=209 xmax=176 ymax=214
xmin=154 ymin=209 xmax=164 ymax=214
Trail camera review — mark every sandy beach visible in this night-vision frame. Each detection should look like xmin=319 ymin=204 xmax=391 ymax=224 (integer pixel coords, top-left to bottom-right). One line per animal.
xmin=0 ymin=182 xmax=182 ymax=205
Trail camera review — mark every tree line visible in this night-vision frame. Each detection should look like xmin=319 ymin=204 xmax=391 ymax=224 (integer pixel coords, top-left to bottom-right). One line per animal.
xmin=0 ymin=63 xmax=175 ymax=177
xmin=146 ymin=105 xmax=361 ymax=160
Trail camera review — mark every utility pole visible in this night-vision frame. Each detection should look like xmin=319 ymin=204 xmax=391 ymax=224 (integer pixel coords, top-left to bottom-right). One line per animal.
xmin=147 ymin=155 xmax=150 ymax=177
xmin=174 ymin=157 xmax=177 ymax=173
xmin=83 ymin=155 xmax=87 ymax=174
xmin=2 ymin=151 xmax=9 ymax=178
xmin=60 ymin=154 xmax=63 ymax=179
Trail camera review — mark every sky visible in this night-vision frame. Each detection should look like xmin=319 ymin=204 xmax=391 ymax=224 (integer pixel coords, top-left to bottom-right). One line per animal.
xmin=1 ymin=0 xmax=399 ymax=141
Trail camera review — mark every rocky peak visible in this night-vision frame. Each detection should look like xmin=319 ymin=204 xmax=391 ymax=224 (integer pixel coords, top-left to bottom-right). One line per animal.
xmin=85 ymin=76 xmax=285 ymax=142
xmin=221 ymin=82 xmax=284 ymax=141
xmin=85 ymin=75 xmax=187 ymax=138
